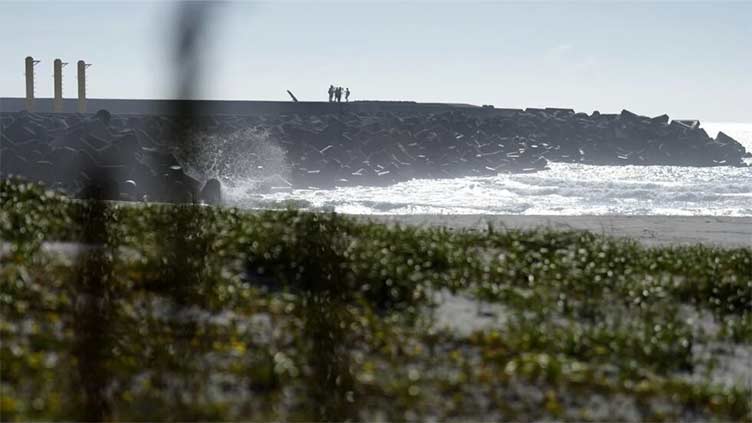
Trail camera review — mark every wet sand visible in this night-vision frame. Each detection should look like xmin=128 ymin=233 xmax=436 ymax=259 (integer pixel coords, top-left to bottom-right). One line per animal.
xmin=361 ymin=215 xmax=752 ymax=248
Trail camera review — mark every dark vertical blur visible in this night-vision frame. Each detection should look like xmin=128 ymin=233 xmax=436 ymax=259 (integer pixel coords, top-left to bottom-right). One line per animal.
xmin=298 ymin=218 xmax=357 ymax=421
xmin=73 ymin=176 xmax=115 ymax=421
xmin=165 ymin=1 xmax=212 ymax=297
xmin=161 ymin=3 xmax=215 ymax=418
xmin=173 ymin=1 xmax=211 ymax=124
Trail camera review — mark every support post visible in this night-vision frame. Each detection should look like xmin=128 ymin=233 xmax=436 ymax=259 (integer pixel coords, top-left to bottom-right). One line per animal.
xmin=77 ymin=60 xmax=91 ymax=113
xmin=25 ymin=56 xmax=40 ymax=112
xmin=53 ymin=59 xmax=68 ymax=113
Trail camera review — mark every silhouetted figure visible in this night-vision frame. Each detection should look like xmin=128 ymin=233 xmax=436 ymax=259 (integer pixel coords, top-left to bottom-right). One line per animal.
xmin=345 ymin=88 xmax=350 ymax=102
xmin=335 ymin=86 xmax=342 ymax=103
xmin=328 ymin=85 xmax=335 ymax=102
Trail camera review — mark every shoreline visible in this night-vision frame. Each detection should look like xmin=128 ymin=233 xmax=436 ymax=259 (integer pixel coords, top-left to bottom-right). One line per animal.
xmin=360 ymin=214 xmax=752 ymax=248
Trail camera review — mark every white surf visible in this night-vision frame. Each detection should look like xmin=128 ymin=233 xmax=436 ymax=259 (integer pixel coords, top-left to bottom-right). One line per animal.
xmin=225 ymin=122 xmax=752 ymax=216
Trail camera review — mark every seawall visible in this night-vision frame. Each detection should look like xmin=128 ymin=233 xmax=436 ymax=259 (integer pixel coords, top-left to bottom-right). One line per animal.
xmin=1 ymin=97 xmax=484 ymax=116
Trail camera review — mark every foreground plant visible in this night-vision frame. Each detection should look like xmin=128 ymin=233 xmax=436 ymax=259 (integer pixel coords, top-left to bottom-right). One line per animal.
xmin=1 ymin=179 xmax=750 ymax=421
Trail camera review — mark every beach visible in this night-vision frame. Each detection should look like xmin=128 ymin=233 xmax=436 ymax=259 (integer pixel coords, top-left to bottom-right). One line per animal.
xmin=364 ymin=215 xmax=752 ymax=248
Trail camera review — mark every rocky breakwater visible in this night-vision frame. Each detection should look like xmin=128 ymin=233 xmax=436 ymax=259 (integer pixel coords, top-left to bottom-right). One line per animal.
xmin=273 ymin=110 xmax=549 ymax=188
xmin=256 ymin=107 xmax=748 ymax=187
xmin=272 ymin=107 xmax=747 ymax=186
xmin=0 ymin=110 xmax=221 ymax=204
xmin=514 ymin=108 xmax=749 ymax=166
xmin=1 ymin=107 xmax=748 ymax=203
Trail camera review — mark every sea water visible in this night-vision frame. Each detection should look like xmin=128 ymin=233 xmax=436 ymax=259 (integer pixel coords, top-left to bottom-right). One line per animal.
xmin=226 ymin=122 xmax=752 ymax=216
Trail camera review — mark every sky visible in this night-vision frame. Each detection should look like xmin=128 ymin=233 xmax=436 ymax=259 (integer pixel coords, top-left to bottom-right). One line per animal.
xmin=0 ymin=1 xmax=750 ymax=122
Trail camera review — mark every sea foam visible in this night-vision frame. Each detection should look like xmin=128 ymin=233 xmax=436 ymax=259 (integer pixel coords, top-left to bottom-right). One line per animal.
xmin=227 ymin=122 xmax=752 ymax=216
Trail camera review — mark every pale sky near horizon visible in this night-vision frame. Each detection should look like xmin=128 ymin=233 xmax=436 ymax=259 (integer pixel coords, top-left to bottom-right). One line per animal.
xmin=0 ymin=1 xmax=750 ymax=122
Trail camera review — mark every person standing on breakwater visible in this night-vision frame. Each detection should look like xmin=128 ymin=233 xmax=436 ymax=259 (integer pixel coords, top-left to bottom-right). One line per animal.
xmin=345 ymin=88 xmax=350 ymax=102
xmin=335 ymin=86 xmax=342 ymax=102
xmin=328 ymin=85 xmax=335 ymax=102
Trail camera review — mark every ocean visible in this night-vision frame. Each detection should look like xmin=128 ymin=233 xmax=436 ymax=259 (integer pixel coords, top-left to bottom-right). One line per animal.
xmin=226 ymin=122 xmax=752 ymax=216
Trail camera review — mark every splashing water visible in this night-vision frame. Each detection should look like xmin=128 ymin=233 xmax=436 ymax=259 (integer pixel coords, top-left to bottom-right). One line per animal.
xmin=175 ymin=127 xmax=292 ymax=199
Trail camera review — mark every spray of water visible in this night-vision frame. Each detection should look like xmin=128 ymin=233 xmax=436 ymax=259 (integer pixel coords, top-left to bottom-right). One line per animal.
xmin=174 ymin=127 xmax=292 ymax=204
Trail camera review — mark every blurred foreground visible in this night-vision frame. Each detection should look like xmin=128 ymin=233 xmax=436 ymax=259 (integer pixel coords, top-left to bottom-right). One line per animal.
xmin=1 ymin=180 xmax=751 ymax=421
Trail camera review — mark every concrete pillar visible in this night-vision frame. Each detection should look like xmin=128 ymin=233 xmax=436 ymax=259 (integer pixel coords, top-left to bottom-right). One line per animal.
xmin=25 ymin=56 xmax=40 ymax=111
xmin=77 ymin=60 xmax=90 ymax=113
xmin=53 ymin=59 xmax=67 ymax=113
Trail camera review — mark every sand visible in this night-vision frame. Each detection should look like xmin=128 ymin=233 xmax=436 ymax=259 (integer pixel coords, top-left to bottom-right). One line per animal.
xmin=361 ymin=215 xmax=752 ymax=248
xmin=4 ymin=210 xmax=750 ymax=253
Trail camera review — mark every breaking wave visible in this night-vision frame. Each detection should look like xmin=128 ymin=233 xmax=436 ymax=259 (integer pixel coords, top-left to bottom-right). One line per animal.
xmin=175 ymin=127 xmax=292 ymax=202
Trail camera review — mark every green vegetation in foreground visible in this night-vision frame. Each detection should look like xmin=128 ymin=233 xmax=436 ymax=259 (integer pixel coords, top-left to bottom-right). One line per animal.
xmin=1 ymin=179 xmax=751 ymax=421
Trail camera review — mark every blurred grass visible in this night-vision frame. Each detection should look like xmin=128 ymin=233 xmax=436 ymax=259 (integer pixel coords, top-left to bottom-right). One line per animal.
xmin=1 ymin=178 xmax=751 ymax=421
